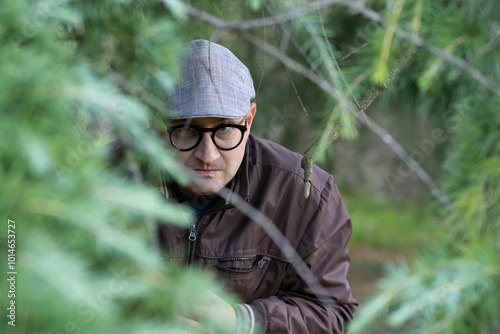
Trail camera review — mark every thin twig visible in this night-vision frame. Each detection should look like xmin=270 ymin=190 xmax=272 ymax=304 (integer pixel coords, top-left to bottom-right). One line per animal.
xmin=340 ymin=41 xmax=370 ymax=61
xmin=254 ymin=4 xmax=267 ymax=101
xmin=317 ymin=9 xmax=364 ymax=112
xmin=275 ymin=24 xmax=309 ymax=117
xmin=471 ymin=33 xmax=500 ymax=60
xmin=263 ymin=2 xmax=318 ymax=75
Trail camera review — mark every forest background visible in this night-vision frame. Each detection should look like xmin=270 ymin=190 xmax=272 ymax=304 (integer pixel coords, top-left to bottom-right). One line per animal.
xmin=1 ymin=0 xmax=499 ymax=333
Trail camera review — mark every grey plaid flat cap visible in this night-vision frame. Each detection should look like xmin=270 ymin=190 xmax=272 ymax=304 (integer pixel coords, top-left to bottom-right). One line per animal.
xmin=166 ymin=39 xmax=255 ymax=119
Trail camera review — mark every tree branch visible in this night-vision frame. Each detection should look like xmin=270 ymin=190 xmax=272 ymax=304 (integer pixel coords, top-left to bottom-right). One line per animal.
xmin=177 ymin=4 xmax=454 ymax=209
xmin=301 ymin=48 xmax=415 ymax=197
xmin=358 ymin=114 xmax=454 ymax=210
xmin=179 ymin=0 xmax=380 ymax=31
xmin=395 ymin=30 xmax=500 ymax=98
xmin=178 ymin=1 xmax=500 ymax=98
xmin=242 ymin=33 xmax=454 ymax=210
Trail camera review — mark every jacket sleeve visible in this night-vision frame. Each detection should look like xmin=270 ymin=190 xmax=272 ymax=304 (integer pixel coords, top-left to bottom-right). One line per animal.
xmin=235 ymin=177 xmax=358 ymax=333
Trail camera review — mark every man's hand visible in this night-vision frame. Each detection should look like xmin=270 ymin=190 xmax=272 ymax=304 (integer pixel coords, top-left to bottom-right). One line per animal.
xmin=177 ymin=290 xmax=236 ymax=333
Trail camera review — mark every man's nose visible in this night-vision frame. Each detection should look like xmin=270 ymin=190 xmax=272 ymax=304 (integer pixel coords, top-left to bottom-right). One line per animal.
xmin=193 ymin=133 xmax=220 ymax=164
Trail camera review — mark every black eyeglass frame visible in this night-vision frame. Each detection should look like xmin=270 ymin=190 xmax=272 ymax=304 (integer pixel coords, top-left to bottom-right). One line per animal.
xmin=166 ymin=118 xmax=248 ymax=151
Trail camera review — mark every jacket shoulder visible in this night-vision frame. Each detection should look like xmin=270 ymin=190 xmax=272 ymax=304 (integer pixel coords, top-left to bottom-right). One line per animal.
xmin=248 ymin=134 xmax=332 ymax=192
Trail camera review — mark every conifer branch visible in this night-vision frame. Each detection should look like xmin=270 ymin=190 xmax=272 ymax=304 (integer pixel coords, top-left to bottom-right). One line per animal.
xmin=301 ymin=48 xmax=415 ymax=198
xmin=180 ymin=2 xmax=500 ymax=99
xmin=179 ymin=5 xmax=454 ymax=206
xmin=242 ymin=33 xmax=452 ymax=210
xmin=395 ymin=30 xmax=500 ymax=98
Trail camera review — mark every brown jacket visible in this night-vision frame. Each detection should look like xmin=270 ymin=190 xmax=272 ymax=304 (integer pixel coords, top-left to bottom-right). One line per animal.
xmin=158 ymin=134 xmax=357 ymax=333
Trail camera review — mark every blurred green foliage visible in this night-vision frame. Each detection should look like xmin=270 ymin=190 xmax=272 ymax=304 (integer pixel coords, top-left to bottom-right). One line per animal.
xmin=0 ymin=0 xmax=236 ymax=333
xmin=1 ymin=0 xmax=499 ymax=333
xmin=345 ymin=1 xmax=500 ymax=333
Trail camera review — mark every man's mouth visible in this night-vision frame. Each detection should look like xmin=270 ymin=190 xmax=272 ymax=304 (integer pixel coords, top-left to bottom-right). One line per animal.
xmin=193 ymin=169 xmax=219 ymax=177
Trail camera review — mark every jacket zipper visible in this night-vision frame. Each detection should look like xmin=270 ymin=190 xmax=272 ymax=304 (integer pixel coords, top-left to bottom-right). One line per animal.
xmin=186 ymin=203 xmax=234 ymax=265
xmin=258 ymin=256 xmax=271 ymax=268
xmin=185 ymin=197 xmax=250 ymax=265
xmin=188 ymin=223 xmax=197 ymax=241
xmin=219 ymin=257 xmax=255 ymax=262
xmin=186 ymin=223 xmax=196 ymax=265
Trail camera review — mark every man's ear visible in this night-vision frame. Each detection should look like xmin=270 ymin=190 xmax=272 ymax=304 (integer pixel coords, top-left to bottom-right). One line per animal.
xmin=246 ymin=103 xmax=257 ymax=131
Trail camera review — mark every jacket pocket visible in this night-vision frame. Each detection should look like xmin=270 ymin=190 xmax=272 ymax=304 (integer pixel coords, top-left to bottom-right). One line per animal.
xmin=216 ymin=255 xmax=271 ymax=279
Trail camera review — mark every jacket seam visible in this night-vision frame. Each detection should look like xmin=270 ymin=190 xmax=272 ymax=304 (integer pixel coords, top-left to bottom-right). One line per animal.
xmin=294 ymin=175 xmax=334 ymax=259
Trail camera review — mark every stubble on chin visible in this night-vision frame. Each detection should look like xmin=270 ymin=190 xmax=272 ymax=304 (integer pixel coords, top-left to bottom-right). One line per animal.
xmin=182 ymin=176 xmax=223 ymax=196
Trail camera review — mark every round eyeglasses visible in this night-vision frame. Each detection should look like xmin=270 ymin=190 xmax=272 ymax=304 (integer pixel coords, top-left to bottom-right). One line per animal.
xmin=167 ymin=118 xmax=247 ymax=151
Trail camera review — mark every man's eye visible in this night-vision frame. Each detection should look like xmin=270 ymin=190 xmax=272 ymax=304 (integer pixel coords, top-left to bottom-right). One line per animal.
xmin=218 ymin=126 xmax=230 ymax=133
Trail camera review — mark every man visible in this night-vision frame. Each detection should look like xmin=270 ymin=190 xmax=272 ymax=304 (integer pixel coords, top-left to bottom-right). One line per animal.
xmin=158 ymin=39 xmax=357 ymax=333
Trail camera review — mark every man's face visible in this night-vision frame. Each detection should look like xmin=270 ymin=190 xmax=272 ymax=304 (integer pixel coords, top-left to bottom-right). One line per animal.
xmin=168 ymin=104 xmax=256 ymax=196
